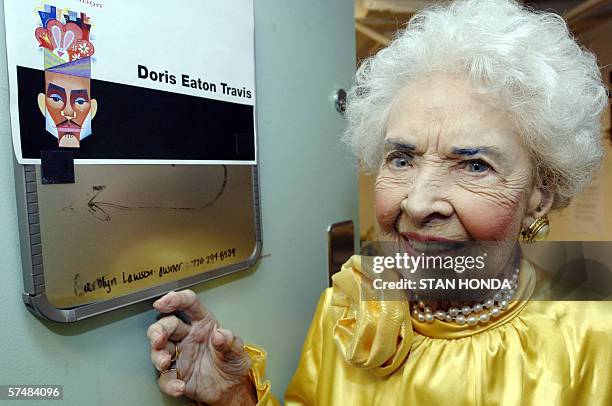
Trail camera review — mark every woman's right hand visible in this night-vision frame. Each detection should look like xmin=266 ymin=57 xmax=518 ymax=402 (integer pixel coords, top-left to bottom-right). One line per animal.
xmin=147 ymin=289 xmax=257 ymax=406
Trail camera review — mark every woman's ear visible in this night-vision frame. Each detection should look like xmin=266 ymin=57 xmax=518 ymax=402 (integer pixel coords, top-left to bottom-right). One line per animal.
xmin=523 ymin=180 xmax=554 ymax=230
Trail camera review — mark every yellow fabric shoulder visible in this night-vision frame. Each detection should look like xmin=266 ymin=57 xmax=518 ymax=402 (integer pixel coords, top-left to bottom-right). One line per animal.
xmin=246 ymin=255 xmax=612 ymax=405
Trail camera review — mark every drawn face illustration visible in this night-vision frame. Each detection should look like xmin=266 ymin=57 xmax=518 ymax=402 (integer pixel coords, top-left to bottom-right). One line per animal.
xmin=34 ymin=6 xmax=96 ymax=149
xmin=38 ymin=71 xmax=97 ymax=147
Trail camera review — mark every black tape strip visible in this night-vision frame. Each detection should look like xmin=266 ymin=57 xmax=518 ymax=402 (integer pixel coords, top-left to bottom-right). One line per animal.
xmin=40 ymin=150 xmax=75 ymax=184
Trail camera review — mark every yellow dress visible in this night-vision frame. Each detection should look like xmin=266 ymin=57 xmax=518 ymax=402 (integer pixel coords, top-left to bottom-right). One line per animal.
xmin=245 ymin=255 xmax=612 ymax=405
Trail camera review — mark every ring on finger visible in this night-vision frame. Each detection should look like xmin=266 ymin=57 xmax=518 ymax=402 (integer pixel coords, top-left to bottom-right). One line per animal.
xmin=170 ymin=344 xmax=181 ymax=363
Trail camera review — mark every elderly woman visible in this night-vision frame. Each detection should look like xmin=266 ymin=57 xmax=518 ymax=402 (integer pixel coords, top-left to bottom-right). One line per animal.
xmin=146 ymin=0 xmax=612 ymax=404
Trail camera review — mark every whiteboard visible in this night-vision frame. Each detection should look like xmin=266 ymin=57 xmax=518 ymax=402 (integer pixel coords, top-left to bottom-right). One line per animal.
xmin=6 ymin=0 xmax=262 ymax=322
xmin=16 ymin=163 xmax=261 ymax=322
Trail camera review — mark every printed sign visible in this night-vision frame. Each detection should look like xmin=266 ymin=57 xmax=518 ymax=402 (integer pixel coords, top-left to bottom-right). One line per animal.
xmin=5 ymin=0 xmax=256 ymax=164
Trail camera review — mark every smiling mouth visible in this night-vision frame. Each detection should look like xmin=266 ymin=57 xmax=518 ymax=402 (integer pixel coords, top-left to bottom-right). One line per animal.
xmin=401 ymin=233 xmax=466 ymax=254
xmin=407 ymin=239 xmax=465 ymax=253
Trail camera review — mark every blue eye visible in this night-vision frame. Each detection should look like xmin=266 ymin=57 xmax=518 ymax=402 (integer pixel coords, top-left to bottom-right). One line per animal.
xmin=465 ymin=160 xmax=490 ymax=173
xmin=392 ymin=158 xmax=410 ymax=168
xmin=386 ymin=152 xmax=413 ymax=169
xmin=75 ymin=97 xmax=87 ymax=105
xmin=49 ymin=93 xmax=63 ymax=102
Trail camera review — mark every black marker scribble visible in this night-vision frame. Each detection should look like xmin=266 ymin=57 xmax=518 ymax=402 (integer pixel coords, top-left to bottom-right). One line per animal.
xmin=63 ymin=166 xmax=228 ymax=222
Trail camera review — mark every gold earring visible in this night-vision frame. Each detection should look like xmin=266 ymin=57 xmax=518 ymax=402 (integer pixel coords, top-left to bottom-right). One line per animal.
xmin=521 ymin=216 xmax=550 ymax=243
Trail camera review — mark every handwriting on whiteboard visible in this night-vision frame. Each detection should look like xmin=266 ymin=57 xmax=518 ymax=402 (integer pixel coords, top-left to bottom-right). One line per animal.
xmin=72 ymin=248 xmax=237 ymax=296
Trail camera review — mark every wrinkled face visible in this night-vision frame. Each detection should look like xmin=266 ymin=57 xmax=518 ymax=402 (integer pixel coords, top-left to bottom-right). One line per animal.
xmin=44 ymin=71 xmax=92 ymax=144
xmin=375 ymin=75 xmax=537 ymax=275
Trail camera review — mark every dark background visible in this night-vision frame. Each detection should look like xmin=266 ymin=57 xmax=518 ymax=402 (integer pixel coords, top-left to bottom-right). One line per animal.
xmin=16 ymin=66 xmax=255 ymax=161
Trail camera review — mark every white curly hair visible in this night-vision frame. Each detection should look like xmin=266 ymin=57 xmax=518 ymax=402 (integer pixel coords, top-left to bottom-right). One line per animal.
xmin=342 ymin=0 xmax=608 ymax=209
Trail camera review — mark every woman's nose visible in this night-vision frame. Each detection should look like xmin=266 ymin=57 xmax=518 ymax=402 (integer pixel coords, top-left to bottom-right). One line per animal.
xmin=400 ymin=169 xmax=454 ymax=225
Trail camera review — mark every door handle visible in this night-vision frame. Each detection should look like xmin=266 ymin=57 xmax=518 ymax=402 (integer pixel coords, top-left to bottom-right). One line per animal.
xmin=327 ymin=220 xmax=355 ymax=286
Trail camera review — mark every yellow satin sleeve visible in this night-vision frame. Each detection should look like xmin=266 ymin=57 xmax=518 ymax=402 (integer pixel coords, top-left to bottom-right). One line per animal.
xmin=245 ymin=255 xmax=612 ymax=405
xmin=244 ymin=344 xmax=279 ymax=406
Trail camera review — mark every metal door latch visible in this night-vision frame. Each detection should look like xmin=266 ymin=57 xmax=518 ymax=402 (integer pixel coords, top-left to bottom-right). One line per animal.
xmin=334 ymin=88 xmax=347 ymax=115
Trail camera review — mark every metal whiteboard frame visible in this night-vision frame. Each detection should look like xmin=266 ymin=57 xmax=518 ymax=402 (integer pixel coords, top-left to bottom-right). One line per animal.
xmin=4 ymin=0 xmax=261 ymax=323
xmin=14 ymin=163 xmax=262 ymax=323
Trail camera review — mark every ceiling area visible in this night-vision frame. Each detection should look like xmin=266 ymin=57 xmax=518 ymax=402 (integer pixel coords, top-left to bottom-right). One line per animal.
xmin=355 ymin=0 xmax=612 ymax=61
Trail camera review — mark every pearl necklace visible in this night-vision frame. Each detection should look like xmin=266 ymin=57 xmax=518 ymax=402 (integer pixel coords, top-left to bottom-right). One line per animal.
xmin=411 ymin=267 xmax=519 ymax=326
